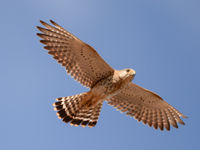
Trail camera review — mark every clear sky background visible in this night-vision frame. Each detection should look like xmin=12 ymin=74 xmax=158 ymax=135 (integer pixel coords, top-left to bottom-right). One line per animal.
xmin=1 ymin=0 xmax=200 ymax=150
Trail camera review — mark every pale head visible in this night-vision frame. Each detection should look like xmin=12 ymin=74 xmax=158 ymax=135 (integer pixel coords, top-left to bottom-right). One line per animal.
xmin=118 ymin=68 xmax=136 ymax=82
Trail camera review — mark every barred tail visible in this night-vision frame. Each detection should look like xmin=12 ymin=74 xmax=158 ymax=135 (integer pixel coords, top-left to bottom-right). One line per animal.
xmin=53 ymin=92 xmax=103 ymax=128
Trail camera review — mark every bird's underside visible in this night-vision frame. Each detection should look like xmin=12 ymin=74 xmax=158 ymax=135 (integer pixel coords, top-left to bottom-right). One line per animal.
xmin=37 ymin=20 xmax=187 ymax=131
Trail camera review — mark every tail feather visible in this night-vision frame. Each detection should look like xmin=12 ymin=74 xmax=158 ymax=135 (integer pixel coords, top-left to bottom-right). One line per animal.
xmin=88 ymin=102 xmax=103 ymax=127
xmin=53 ymin=92 xmax=103 ymax=128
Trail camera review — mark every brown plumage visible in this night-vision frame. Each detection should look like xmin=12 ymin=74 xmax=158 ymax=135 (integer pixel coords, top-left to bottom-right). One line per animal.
xmin=53 ymin=93 xmax=103 ymax=127
xmin=37 ymin=20 xmax=187 ymax=130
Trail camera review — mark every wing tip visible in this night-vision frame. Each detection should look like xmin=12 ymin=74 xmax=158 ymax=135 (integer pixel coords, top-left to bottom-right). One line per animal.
xmin=36 ymin=26 xmax=41 ymax=30
xmin=166 ymin=127 xmax=170 ymax=131
xmin=40 ymin=20 xmax=46 ymax=25
xmin=36 ymin=33 xmax=42 ymax=37
xmin=40 ymin=40 xmax=48 ymax=45
xmin=36 ymin=26 xmax=45 ymax=32
xmin=181 ymin=114 xmax=188 ymax=119
xmin=50 ymin=19 xmax=56 ymax=25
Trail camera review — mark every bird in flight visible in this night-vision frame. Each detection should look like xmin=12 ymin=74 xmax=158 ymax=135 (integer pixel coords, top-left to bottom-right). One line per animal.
xmin=37 ymin=20 xmax=187 ymax=131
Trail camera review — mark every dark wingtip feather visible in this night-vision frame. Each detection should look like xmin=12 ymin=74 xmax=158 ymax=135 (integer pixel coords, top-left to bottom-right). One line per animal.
xmin=36 ymin=26 xmax=42 ymax=30
xmin=165 ymin=124 xmax=170 ymax=131
xmin=50 ymin=19 xmax=56 ymax=25
xmin=36 ymin=33 xmax=44 ymax=38
xmin=44 ymin=46 xmax=52 ymax=50
xmin=70 ymin=119 xmax=82 ymax=126
xmin=63 ymin=116 xmax=73 ymax=123
xmin=164 ymin=123 xmax=170 ymax=131
xmin=53 ymin=101 xmax=62 ymax=106
xmin=48 ymin=51 xmax=56 ymax=55
xmin=54 ymin=105 xmax=63 ymax=111
xmin=81 ymin=121 xmax=89 ymax=127
xmin=56 ymin=97 xmax=63 ymax=101
xmin=159 ymin=125 xmax=164 ymax=131
xmin=153 ymin=123 xmax=158 ymax=130
xmin=40 ymin=40 xmax=49 ymax=45
xmin=40 ymin=20 xmax=46 ymax=25
xmin=36 ymin=26 xmax=46 ymax=32
xmin=88 ymin=121 xmax=97 ymax=128
xmin=56 ymin=109 xmax=67 ymax=119
xmin=148 ymin=122 xmax=152 ymax=127
xmin=172 ymin=122 xmax=178 ymax=128
xmin=40 ymin=20 xmax=55 ymax=29
xmin=166 ymin=127 xmax=170 ymax=131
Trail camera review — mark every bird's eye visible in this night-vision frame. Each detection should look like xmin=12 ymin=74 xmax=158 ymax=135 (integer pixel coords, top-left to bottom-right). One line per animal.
xmin=126 ymin=69 xmax=130 ymax=72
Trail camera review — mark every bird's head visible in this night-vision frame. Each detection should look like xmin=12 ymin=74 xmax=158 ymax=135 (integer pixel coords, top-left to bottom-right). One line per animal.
xmin=119 ymin=68 xmax=136 ymax=82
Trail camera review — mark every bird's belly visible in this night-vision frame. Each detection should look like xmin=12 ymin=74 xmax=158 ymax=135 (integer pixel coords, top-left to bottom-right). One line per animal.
xmin=91 ymin=78 xmax=126 ymax=101
xmin=88 ymin=85 xmax=123 ymax=108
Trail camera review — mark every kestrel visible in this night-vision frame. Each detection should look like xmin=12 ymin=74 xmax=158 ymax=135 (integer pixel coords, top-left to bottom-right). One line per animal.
xmin=37 ymin=20 xmax=187 ymax=131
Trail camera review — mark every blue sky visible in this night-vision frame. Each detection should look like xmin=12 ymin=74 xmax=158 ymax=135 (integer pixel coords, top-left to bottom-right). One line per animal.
xmin=1 ymin=0 xmax=200 ymax=150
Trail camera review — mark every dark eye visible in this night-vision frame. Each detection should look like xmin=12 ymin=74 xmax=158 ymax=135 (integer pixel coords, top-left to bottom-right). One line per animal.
xmin=126 ymin=69 xmax=130 ymax=72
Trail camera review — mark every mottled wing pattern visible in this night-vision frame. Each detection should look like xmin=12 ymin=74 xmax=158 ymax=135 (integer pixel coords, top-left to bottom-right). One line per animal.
xmin=53 ymin=94 xmax=103 ymax=127
xmin=37 ymin=20 xmax=114 ymax=88
xmin=107 ymin=83 xmax=187 ymax=131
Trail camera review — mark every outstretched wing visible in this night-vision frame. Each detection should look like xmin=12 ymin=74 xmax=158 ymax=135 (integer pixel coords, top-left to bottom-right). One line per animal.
xmin=37 ymin=20 xmax=114 ymax=88
xmin=107 ymin=83 xmax=187 ymax=131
